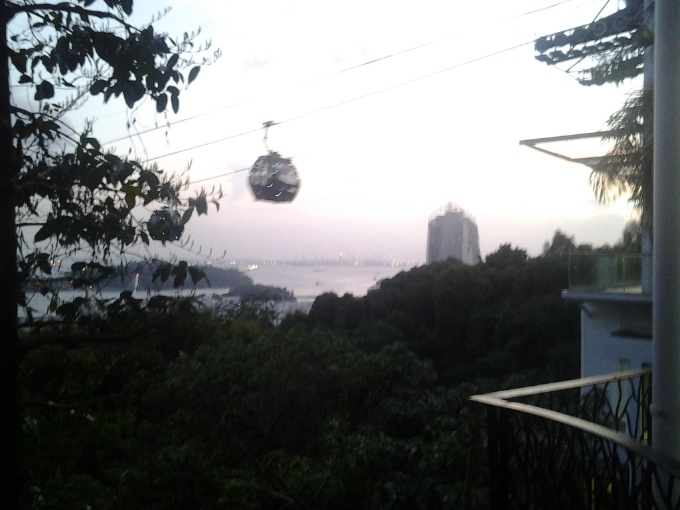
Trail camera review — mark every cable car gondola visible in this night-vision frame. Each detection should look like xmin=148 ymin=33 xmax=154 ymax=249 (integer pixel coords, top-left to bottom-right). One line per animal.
xmin=249 ymin=151 xmax=301 ymax=202
xmin=248 ymin=121 xmax=301 ymax=203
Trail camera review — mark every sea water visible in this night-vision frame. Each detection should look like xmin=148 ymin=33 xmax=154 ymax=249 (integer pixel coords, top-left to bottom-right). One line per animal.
xmin=21 ymin=263 xmax=409 ymax=318
xmin=243 ymin=263 xmax=406 ymax=302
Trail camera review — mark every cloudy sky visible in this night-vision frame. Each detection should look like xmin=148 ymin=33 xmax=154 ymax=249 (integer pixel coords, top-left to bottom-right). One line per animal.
xmin=77 ymin=0 xmax=641 ymax=263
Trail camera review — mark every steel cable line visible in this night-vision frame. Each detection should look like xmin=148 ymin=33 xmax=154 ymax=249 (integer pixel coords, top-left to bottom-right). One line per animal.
xmin=145 ymin=37 xmax=536 ymax=168
xmin=565 ymin=0 xmax=612 ymax=74
xmin=153 ymin=36 xmax=538 ymax=188
xmin=517 ymin=0 xmax=581 ymax=17
xmin=103 ymin=0 xmax=584 ymax=149
xmin=101 ymin=36 xmax=447 ymax=147
xmin=189 ymin=165 xmax=251 ymax=185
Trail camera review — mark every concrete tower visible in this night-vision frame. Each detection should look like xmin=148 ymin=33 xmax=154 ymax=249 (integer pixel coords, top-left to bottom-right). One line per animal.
xmin=426 ymin=202 xmax=480 ymax=265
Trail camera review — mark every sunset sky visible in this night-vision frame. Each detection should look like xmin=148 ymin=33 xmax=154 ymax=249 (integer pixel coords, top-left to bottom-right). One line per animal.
xmin=66 ymin=0 xmax=641 ymax=263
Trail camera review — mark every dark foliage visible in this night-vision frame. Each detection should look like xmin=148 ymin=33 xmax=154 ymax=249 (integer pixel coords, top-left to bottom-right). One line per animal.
xmin=18 ymin=241 xmax=582 ymax=509
xmin=20 ymin=316 xmax=492 ymax=509
xmin=306 ymin=250 xmax=579 ymax=384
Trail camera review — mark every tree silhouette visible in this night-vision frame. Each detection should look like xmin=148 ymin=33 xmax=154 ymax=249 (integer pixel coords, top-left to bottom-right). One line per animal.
xmin=542 ymin=230 xmax=576 ymax=259
xmin=590 ymin=90 xmax=649 ymax=211
xmin=0 ymin=2 xmax=219 ymax=508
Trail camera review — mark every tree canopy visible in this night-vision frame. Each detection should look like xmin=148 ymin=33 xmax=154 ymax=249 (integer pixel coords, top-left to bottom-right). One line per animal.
xmin=1 ymin=2 xmax=220 ymax=508
xmin=18 ymin=238 xmax=583 ymax=509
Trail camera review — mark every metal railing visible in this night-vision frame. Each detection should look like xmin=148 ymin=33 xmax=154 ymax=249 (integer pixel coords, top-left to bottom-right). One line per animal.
xmin=568 ymin=252 xmax=643 ymax=293
xmin=471 ymin=369 xmax=680 ymax=509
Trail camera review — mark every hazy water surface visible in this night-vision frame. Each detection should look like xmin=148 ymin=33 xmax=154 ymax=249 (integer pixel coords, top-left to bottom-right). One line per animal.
xmin=22 ymin=264 xmax=408 ymax=317
xmin=240 ymin=263 xmax=406 ymax=302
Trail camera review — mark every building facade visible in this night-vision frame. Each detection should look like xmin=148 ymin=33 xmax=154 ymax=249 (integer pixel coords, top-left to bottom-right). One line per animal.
xmin=426 ymin=203 xmax=480 ymax=265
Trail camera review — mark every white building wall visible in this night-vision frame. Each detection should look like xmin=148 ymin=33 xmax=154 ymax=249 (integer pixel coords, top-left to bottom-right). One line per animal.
xmin=580 ymin=300 xmax=652 ymax=378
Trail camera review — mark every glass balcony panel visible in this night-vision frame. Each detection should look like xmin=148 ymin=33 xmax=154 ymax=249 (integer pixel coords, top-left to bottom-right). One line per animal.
xmin=569 ymin=252 xmax=643 ymax=293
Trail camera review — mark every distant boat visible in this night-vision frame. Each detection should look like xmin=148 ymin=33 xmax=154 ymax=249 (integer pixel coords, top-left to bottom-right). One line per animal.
xmin=312 ymin=266 xmax=324 ymax=272
xmin=247 ymin=264 xmax=258 ymax=271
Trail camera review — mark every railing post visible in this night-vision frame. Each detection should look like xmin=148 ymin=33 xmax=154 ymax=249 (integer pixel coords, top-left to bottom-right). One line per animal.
xmin=487 ymin=406 xmax=510 ymax=510
xmin=653 ymin=0 xmax=680 ymax=463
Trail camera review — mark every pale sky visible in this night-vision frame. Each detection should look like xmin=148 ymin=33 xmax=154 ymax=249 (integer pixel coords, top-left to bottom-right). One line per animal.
xmin=65 ymin=0 xmax=642 ymax=263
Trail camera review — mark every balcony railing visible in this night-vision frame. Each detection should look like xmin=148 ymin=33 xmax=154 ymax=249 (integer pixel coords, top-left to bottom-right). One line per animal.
xmin=568 ymin=252 xmax=643 ymax=293
xmin=471 ymin=369 xmax=680 ymax=509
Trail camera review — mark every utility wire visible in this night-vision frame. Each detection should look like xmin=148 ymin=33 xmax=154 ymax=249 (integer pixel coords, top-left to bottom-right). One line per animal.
xmin=282 ymin=40 xmax=534 ymax=126
xmin=104 ymin=0 xmax=582 ymax=148
xmin=565 ymin=0 xmax=612 ymax=73
xmin=513 ymin=0 xmax=580 ymax=17
xmin=145 ymin=126 xmax=262 ymax=162
xmin=104 ymin=39 xmax=448 ymax=148
xmin=133 ymin=1 xmax=607 ymax=194
xmin=145 ymin=38 xmax=536 ymax=167
xmin=190 ymin=165 xmax=251 ymax=185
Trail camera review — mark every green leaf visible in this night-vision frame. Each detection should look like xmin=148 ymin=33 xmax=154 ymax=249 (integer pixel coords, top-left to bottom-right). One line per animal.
xmin=155 ymin=93 xmax=168 ymax=113
xmin=172 ymin=261 xmax=188 ymax=288
xmin=124 ymin=193 xmax=135 ymax=209
xmin=188 ymin=266 xmax=207 ymax=285
xmin=33 ymin=225 xmax=51 ymax=243
xmin=82 ymin=137 xmax=101 ymax=151
xmin=122 ymin=81 xmax=145 ymax=108
xmin=121 ymin=184 xmax=142 ymax=209
xmin=181 ymin=207 xmax=193 ymax=225
xmin=166 ymin=85 xmax=180 ymax=113
xmin=34 ymin=80 xmax=55 ymax=100
xmin=36 ymin=253 xmax=52 ymax=274
xmin=195 ymin=195 xmax=208 ymax=215
xmin=10 ymin=51 xmax=27 ymax=73
xmin=139 ymin=170 xmax=160 ymax=189
xmin=90 ymin=79 xmax=108 ymax=95
xmin=152 ymin=263 xmax=172 ymax=283
xmin=188 ymin=66 xmax=200 ymax=84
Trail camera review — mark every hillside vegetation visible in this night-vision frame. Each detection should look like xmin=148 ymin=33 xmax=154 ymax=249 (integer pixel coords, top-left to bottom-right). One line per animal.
xmin=20 ymin=242 xmax=581 ymax=509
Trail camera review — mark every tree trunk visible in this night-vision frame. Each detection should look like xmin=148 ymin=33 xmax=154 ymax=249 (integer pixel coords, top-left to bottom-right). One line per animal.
xmin=0 ymin=3 xmax=20 ymax=510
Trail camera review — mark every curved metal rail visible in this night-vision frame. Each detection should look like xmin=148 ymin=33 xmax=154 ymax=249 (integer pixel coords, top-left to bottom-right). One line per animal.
xmin=471 ymin=369 xmax=680 ymax=509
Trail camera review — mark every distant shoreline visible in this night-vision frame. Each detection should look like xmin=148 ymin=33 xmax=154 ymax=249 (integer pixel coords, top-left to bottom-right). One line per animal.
xmin=200 ymin=260 xmax=418 ymax=269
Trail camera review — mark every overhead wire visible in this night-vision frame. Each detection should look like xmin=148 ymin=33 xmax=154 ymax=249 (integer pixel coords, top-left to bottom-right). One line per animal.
xmin=147 ymin=36 xmax=540 ymax=188
xmin=102 ymin=39 xmax=450 ymax=147
xmin=565 ymin=0 xmax=612 ymax=73
xmin=103 ymin=0 xmax=585 ymax=151
xmin=514 ymin=0 xmax=583 ymax=17
xmin=101 ymin=40 xmax=453 ymax=148
xmin=144 ymin=37 xmax=536 ymax=168
xmin=107 ymin=0 xmax=605 ymax=262
xmin=109 ymin=0 xmax=616 ymax=192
